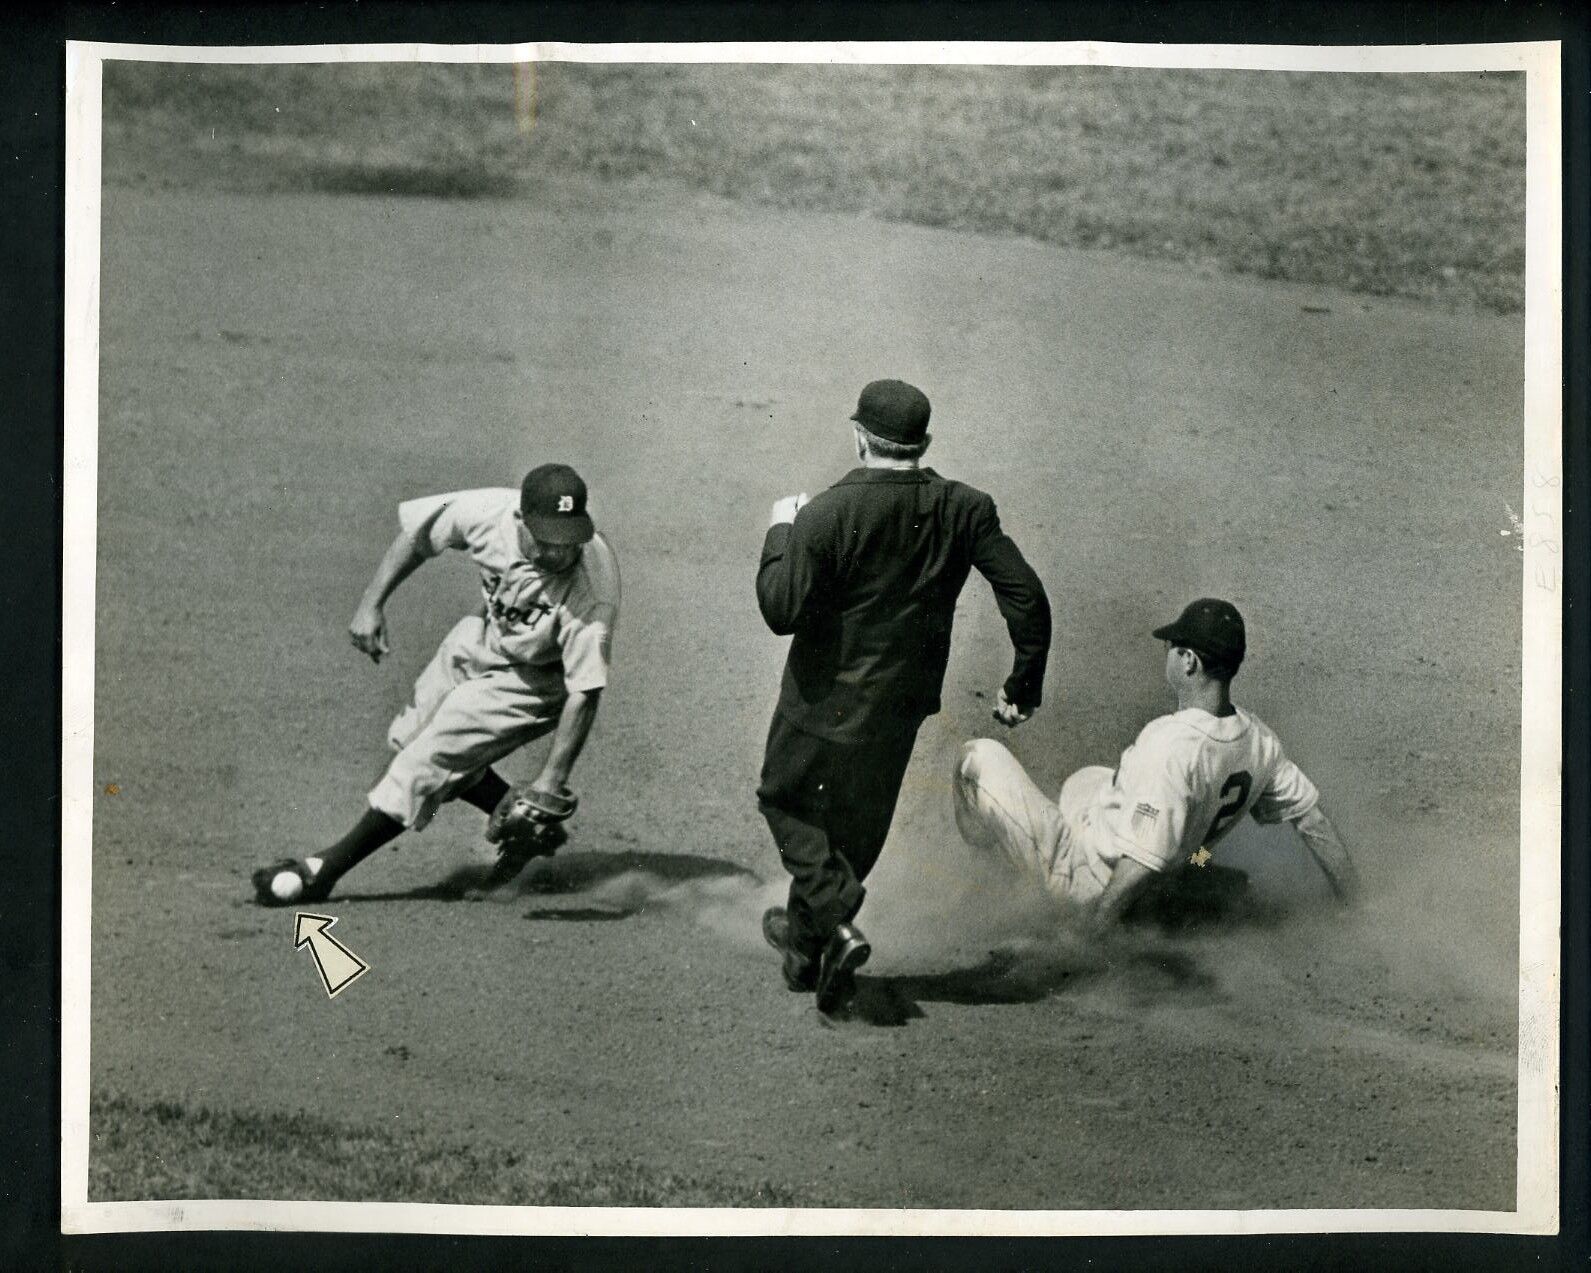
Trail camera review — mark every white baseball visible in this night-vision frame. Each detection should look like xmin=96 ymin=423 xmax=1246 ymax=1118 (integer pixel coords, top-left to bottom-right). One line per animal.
xmin=270 ymin=870 xmax=305 ymax=903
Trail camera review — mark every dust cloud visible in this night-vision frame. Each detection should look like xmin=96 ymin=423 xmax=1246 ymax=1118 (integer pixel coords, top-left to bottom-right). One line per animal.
xmin=474 ymin=791 xmax=1516 ymax=1042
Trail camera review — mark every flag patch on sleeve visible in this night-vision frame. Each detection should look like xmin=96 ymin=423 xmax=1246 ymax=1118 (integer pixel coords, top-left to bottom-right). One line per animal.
xmin=1133 ymin=802 xmax=1160 ymax=826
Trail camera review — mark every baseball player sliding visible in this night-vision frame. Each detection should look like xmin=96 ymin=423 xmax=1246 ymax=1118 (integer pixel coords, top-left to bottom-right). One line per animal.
xmin=955 ymin=598 xmax=1360 ymax=925
xmin=252 ymin=463 xmax=619 ymax=906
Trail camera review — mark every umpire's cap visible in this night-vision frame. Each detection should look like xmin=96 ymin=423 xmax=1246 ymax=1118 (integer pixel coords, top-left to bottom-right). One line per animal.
xmin=520 ymin=463 xmax=594 ymax=545
xmin=1153 ymin=598 xmax=1246 ymax=675
xmin=851 ymin=379 xmax=931 ymax=445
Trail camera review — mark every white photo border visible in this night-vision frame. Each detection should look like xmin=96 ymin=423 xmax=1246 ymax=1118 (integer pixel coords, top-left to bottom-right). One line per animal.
xmin=60 ymin=36 xmax=1564 ymax=1238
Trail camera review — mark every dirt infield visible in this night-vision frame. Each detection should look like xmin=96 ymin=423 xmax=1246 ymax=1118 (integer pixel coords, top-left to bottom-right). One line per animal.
xmin=88 ymin=173 xmax=1521 ymax=1210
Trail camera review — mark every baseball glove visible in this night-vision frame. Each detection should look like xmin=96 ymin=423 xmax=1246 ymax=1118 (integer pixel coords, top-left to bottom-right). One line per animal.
xmin=482 ymin=784 xmax=577 ymax=886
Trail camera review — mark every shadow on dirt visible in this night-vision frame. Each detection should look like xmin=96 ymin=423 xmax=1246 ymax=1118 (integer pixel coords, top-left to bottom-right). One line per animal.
xmin=289 ymin=158 xmax=522 ymax=200
xmin=841 ymin=865 xmax=1272 ymax=1028
xmin=519 ymin=850 xmax=759 ymax=895
xmin=847 ymin=944 xmax=1223 ymax=1027
xmin=1121 ymin=862 xmax=1288 ymax=933
xmin=334 ymin=849 xmax=758 ymax=917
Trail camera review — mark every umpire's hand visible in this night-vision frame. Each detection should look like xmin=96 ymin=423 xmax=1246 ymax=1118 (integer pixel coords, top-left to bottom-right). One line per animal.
xmin=992 ymin=688 xmax=1034 ymax=728
xmin=769 ymin=493 xmax=810 ymax=527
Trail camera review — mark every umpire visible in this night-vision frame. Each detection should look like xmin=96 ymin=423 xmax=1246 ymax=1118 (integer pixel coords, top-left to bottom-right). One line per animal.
xmin=756 ymin=379 xmax=1052 ymax=1015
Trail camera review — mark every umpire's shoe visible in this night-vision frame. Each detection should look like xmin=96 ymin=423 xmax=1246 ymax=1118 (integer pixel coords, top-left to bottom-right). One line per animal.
xmin=762 ymin=907 xmax=818 ymax=992
xmin=815 ymin=922 xmax=871 ymax=1016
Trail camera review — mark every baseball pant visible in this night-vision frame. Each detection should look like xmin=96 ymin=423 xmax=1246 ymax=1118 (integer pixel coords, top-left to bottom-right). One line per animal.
xmin=368 ymin=615 xmax=564 ymax=829
xmin=953 ymin=738 xmax=1112 ymax=903
xmin=757 ymin=712 xmax=921 ymax=958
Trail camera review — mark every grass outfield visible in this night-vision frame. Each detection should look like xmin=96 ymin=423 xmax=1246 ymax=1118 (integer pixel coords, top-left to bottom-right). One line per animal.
xmin=103 ymin=60 xmax=1524 ymax=313
xmin=90 ymin=1096 xmax=819 ymax=1206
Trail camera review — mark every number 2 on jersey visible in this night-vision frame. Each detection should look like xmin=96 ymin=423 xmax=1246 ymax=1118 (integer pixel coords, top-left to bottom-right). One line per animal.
xmin=1208 ymin=770 xmax=1253 ymax=841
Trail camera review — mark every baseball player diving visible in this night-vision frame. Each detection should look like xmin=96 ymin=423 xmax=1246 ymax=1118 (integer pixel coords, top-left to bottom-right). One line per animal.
xmin=954 ymin=598 xmax=1360 ymax=926
xmin=252 ymin=463 xmax=619 ymax=906
xmin=757 ymin=379 xmax=1052 ymax=1016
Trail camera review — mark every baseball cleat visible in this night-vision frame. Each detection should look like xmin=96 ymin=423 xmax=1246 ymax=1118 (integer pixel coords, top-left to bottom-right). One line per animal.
xmin=762 ymin=906 xmax=818 ymax=993
xmin=251 ymin=857 xmax=331 ymax=907
xmin=815 ymin=922 xmax=871 ymax=1016
xmin=480 ymin=838 xmax=561 ymax=891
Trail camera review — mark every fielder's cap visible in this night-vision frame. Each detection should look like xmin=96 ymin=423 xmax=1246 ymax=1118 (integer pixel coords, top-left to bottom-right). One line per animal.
xmin=850 ymin=379 xmax=932 ymax=445
xmin=1153 ymin=598 xmax=1246 ymax=673
xmin=520 ymin=463 xmax=594 ymax=545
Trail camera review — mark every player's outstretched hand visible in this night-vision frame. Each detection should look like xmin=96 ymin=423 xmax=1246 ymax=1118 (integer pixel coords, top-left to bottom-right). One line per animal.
xmin=992 ymin=688 xmax=1034 ymax=728
xmin=769 ymin=493 xmax=810 ymax=527
xmin=349 ymin=602 xmax=390 ymax=663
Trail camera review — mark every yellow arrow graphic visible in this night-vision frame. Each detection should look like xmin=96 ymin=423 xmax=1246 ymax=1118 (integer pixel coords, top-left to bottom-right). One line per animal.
xmin=293 ymin=912 xmax=370 ymax=998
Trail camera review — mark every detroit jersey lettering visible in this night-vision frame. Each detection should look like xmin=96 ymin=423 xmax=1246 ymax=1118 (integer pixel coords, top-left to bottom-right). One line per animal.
xmin=1085 ymin=706 xmax=1318 ymax=876
xmin=398 ymin=488 xmax=619 ymax=691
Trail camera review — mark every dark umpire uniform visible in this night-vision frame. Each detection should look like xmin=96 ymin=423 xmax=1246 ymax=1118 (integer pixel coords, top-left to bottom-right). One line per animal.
xmin=756 ymin=379 xmax=1051 ymax=1014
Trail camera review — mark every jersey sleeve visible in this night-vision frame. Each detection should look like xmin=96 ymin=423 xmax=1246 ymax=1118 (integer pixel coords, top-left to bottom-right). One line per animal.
xmin=1250 ymin=753 xmax=1320 ymax=824
xmin=558 ymin=535 xmax=621 ymax=693
xmin=1108 ymin=729 xmax=1194 ymax=873
xmin=558 ymin=610 xmax=615 ymax=692
xmin=397 ymin=489 xmax=511 ymax=559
